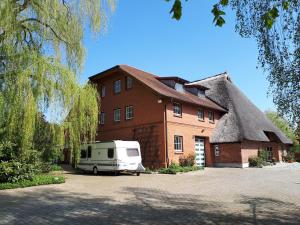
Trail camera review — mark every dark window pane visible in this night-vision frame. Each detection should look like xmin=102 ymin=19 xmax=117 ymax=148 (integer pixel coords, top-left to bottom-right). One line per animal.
xmin=88 ymin=146 xmax=92 ymax=158
xmin=108 ymin=148 xmax=114 ymax=158
xmin=80 ymin=150 xmax=87 ymax=158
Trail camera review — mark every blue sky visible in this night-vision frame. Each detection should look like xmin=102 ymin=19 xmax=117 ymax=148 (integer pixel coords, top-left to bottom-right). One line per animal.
xmin=81 ymin=0 xmax=275 ymax=112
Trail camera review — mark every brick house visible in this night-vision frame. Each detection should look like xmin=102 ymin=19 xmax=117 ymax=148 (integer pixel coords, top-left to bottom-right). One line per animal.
xmin=89 ymin=65 xmax=292 ymax=168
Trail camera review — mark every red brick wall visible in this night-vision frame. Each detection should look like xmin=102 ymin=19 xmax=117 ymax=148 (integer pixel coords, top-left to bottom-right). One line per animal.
xmin=214 ymin=143 xmax=242 ymax=164
xmin=93 ymin=71 xmax=166 ymax=168
xmin=166 ymin=102 xmax=221 ymax=167
xmin=241 ymin=140 xmax=287 ymax=163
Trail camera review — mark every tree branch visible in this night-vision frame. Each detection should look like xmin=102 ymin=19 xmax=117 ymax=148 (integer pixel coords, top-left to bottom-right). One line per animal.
xmin=20 ymin=18 xmax=69 ymax=44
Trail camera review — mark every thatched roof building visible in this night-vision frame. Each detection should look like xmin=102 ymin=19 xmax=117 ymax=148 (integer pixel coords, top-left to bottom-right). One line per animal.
xmin=190 ymin=73 xmax=292 ymax=145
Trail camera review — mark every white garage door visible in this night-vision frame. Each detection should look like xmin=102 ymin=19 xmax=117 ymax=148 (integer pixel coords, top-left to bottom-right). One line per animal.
xmin=195 ymin=137 xmax=205 ymax=167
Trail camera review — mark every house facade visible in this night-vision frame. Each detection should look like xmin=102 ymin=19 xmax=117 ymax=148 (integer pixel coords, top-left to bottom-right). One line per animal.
xmin=89 ymin=65 xmax=292 ymax=168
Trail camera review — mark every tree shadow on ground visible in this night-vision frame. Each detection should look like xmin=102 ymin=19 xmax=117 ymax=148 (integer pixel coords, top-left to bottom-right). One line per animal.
xmin=0 ymin=186 xmax=299 ymax=225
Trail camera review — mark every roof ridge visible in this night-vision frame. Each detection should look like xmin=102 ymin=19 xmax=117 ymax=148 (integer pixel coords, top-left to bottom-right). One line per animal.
xmin=190 ymin=71 xmax=230 ymax=84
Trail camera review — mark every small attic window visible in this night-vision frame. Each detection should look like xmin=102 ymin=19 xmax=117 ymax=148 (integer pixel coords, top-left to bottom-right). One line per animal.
xmin=198 ymin=89 xmax=205 ymax=97
xmin=175 ymin=83 xmax=184 ymax=93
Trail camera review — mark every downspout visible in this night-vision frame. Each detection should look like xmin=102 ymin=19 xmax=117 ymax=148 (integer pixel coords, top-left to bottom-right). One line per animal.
xmin=164 ymin=103 xmax=169 ymax=167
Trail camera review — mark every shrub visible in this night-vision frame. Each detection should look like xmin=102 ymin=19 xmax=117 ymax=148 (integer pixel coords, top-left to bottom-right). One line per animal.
xmin=179 ymin=154 xmax=195 ymax=167
xmin=258 ymin=149 xmax=268 ymax=162
xmin=248 ymin=156 xmax=267 ymax=168
xmin=0 ymin=161 xmax=40 ymax=183
xmin=51 ymin=164 xmax=63 ymax=171
xmin=158 ymin=163 xmax=201 ymax=174
xmin=0 ymin=174 xmax=65 ymax=190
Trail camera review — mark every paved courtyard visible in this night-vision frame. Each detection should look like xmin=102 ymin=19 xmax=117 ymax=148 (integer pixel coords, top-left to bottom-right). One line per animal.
xmin=1 ymin=165 xmax=300 ymax=225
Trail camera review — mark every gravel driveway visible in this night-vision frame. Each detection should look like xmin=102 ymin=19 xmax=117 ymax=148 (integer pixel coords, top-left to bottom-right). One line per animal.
xmin=1 ymin=165 xmax=300 ymax=225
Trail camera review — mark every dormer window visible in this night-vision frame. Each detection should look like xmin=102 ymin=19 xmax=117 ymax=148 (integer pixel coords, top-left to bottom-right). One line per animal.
xmin=175 ymin=83 xmax=184 ymax=93
xmin=198 ymin=89 xmax=205 ymax=97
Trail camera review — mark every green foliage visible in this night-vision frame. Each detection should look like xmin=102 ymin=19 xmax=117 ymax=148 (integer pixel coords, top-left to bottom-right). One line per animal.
xmin=249 ymin=149 xmax=271 ymax=167
xmin=166 ymin=0 xmax=300 ymax=124
xmin=51 ymin=164 xmax=63 ymax=171
xmin=0 ymin=1 xmax=114 ymax=166
xmin=179 ymin=154 xmax=195 ymax=167
xmin=265 ymin=111 xmax=299 ymax=144
xmin=158 ymin=163 xmax=202 ymax=174
xmin=248 ymin=156 xmax=266 ymax=168
xmin=0 ymin=161 xmax=40 ymax=183
xmin=0 ymin=174 xmax=65 ymax=190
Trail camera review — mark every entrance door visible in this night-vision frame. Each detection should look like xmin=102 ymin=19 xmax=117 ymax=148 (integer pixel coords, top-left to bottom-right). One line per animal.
xmin=195 ymin=137 xmax=205 ymax=167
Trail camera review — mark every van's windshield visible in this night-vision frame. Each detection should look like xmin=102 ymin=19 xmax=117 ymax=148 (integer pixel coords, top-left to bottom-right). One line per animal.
xmin=126 ymin=148 xmax=139 ymax=157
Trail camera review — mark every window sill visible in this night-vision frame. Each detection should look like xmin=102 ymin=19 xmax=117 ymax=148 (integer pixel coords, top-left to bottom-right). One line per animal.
xmin=174 ymin=151 xmax=183 ymax=154
xmin=125 ymin=118 xmax=134 ymax=121
xmin=173 ymin=114 xmax=182 ymax=118
xmin=209 ymin=121 xmax=215 ymax=124
xmin=198 ymin=119 xmax=205 ymax=122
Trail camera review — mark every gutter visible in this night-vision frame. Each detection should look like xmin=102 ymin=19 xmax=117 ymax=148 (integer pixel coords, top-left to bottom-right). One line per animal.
xmin=164 ymin=103 xmax=169 ymax=167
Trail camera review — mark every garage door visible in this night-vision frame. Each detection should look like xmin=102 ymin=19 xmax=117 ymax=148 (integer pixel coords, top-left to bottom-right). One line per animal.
xmin=195 ymin=137 xmax=205 ymax=167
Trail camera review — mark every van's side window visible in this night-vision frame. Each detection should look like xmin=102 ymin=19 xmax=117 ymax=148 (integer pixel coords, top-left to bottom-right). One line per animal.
xmin=87 ymin=146 xmax=92 ymax=158
xmin=80 ymin=150 xmax=87 ymax=158
xmin=107 ymin=148 xmax=114 ymax=158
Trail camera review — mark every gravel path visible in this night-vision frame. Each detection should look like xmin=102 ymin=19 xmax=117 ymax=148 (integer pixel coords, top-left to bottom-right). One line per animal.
xmin=1 ymin=165 xmax=300 ymax=225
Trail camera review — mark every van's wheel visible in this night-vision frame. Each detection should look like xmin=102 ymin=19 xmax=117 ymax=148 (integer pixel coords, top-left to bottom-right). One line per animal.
xmin=93 ymin=167 xmax=98 ymax=175
xmin=136 ymin=172 xmax=140 ymax=176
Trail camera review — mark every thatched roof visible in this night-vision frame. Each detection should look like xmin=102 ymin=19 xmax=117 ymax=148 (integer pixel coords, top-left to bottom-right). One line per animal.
xmin=190 ymin=73 xmax=292 ymax=144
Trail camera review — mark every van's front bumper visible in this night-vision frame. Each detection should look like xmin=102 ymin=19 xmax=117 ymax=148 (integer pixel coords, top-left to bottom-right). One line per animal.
xmin=116 ymin=163 xmax=145 ymax=172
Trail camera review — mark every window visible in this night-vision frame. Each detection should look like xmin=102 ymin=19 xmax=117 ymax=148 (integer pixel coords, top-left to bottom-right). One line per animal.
xmin=99 ymin=112 xmax=105 ymax=125
xmin=87 ymin=146 xmax=92 ymax=158
xmin=114 ymin=108 xmax=121 ymax=122
xmin=198 ymin=108 xmax=204 ymax=121
xmin=214 ymin=145 xmax=219 ymax=156
xmin=266 ymin=147 xmax=273 ymax=162
xmin=125 ymin=106 xmax=134 ymax=120
xmin=114 ymin=80 xmax=121 ymax=93
xmin=101 ymin=86 xmax=106 ymax=97
xmin=175 ymin=83 xmax=184 ymax=93
xmin=208 ymin=111 xmax=214 ymax=122
xmin=80 ymin=150 xmax=87 ymax=159
xmin=173 ymin=103 xmax=182 ymax=117
xmin=174 ymin=135 xmax=183 ymax=152
xmin=198 ymin=89 xmax=205 ymax=97
xmin=126 ymin=148 xmax=139 ymax=157
xmin=126 ymin=76 xmax=133 ymax=89
xmin=107 ymin=148 xmax=114 ymax=158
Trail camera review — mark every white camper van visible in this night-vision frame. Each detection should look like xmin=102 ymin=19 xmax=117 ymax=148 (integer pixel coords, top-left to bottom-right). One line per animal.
xmin=77 ymin=141 xmax=145 ymax=175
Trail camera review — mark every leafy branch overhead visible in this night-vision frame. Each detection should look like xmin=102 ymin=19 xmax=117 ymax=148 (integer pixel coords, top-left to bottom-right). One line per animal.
xmin=166 ymin=0 xmax=300 ymax=124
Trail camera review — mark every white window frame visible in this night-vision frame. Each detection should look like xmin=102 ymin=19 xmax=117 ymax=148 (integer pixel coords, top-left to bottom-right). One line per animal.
xmin=100 ymin=112 xmax=105 ymax=125
xmin=114 ymin=80 xmax=121 ymax=94
xmin=174 ymin=135 xmax=183 ymax=152
xmin=214 ymin=144 xmax=219 ymax=156
xmin=198 ymin=108 xmax=204 ymax=121
xmin=126 ymin=76 xmax=133 ymax=89
xmin=101 ymin=86 xmax=106 ymax=97
xmin=173 ymin=103 xmax=182 ymax=117
xmin=114 ymin=108 xmax=121 ymax=122
xmin=125 ymin=105 xmax=134 ymax=120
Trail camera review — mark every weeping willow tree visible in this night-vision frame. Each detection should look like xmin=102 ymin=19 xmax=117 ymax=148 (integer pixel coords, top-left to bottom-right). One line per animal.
xmin=0 ymin=0 xmax=115 ymax=165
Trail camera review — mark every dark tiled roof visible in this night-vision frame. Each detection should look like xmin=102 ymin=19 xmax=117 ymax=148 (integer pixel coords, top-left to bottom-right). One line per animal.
xmin=190 ymin=74 xmax=293 ymax=144
xmin=89 ymin=65 xmax=227 ymax=112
